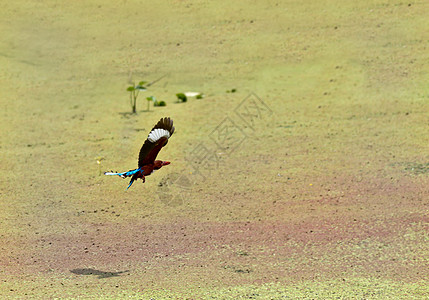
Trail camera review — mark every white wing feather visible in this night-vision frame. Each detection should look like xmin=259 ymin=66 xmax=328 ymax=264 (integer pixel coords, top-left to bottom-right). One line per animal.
xmin=148 ymin=128 xmax=170 ymax=143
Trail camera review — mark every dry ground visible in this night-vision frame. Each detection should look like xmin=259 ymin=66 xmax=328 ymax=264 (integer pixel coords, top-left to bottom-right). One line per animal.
xmin=1 ymin=0 xmax=428 ymax=298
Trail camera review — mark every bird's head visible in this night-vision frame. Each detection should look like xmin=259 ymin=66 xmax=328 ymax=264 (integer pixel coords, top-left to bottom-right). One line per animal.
xmin=154 ymin=160 xmax=170 ymax=170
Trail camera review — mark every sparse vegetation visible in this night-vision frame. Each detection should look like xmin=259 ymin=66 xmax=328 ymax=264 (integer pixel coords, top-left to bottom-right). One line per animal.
xmin=176 ymin=93 xmax=187 ymax=102
xmin=145 ymin=96 xmax=155 ymax=111
xmin=404 ymin=162 xmax=429 ymax=175
xmin=154 ymin=100 xmax=166 ymax=107
xmin=127 ymin=81 xmax=147 ymax=113
xmin=146 ymin=96 xmax=167 ymax=108
xmin=126 ymin=75 xmax=166 ymax=113
xmin=95 ymin=156 xmax=104 ymax=176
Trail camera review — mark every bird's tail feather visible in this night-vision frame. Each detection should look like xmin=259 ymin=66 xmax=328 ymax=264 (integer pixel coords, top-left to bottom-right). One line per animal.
xmin=104 ymin=168 xmax=140 ymax=178
xmin=126 ymin=178 xmax=135 ymax=190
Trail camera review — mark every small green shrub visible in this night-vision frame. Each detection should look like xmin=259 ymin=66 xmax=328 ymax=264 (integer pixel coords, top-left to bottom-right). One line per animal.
xmin=154 ymin=100 xmax=166 ymax=107
xmin=176 ymin=93 xmax=187 ymax=102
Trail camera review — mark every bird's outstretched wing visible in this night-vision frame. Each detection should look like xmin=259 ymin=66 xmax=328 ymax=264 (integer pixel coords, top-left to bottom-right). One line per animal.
xmin=138 ymin=117 xmax=175 ymax=167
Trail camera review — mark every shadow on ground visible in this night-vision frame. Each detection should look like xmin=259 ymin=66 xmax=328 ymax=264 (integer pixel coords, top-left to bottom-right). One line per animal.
xmin=70 ymin=268 xmax=129 ymax=279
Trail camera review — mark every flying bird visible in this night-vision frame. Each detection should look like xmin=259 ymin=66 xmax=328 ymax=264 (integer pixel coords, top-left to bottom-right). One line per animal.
xmin=105 ymin=117 xmax=175 ymax=189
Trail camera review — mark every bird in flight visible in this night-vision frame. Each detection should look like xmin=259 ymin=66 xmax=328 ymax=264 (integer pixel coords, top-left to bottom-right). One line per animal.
xmin=105 ymin=117 xmax=175 ymax=190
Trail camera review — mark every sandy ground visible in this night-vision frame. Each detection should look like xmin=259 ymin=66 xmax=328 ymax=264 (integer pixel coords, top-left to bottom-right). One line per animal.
xmin=1 ymin=0 xmax=428 ymax=298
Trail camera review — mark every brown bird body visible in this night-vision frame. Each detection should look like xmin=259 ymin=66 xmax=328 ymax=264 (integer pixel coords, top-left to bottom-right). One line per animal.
xmin=104 ymin=117 xmax=175 ymax=189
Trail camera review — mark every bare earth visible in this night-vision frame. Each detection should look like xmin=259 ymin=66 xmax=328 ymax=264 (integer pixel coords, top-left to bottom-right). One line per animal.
xmin=1 ymin=0 xmax=428 ymax=298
